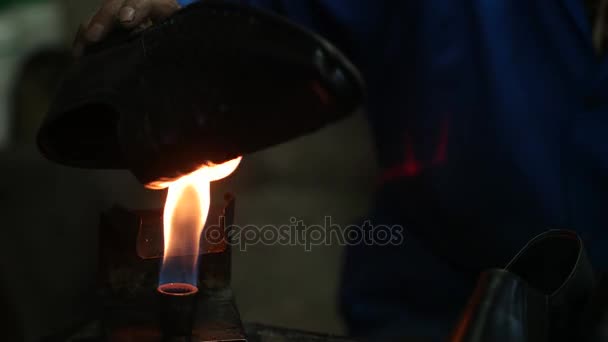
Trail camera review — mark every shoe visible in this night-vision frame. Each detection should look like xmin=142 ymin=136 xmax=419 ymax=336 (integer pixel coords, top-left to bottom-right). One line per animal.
xmin=37 ymin=0 xmax=364 ymax=186
xmin=451 ymin=230 xmax=596 ymax=342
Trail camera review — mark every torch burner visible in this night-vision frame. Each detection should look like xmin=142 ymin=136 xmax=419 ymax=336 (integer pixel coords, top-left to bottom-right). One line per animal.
xmin=157 ymin=283 xmax=199 ymax=340
xmin=96 ymin=194 xmax=245 ymax=342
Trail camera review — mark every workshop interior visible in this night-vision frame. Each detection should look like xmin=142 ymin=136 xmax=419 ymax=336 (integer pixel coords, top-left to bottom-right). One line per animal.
xmin=2 ymin=0 xmax=608 ymax=341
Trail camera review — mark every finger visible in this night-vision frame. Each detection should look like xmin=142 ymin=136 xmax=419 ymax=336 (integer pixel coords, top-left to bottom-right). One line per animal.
xmin=118 ymin=0 xmax=151 ymax=29
xmin=119 ymin=0 xmax=179 ymax=29
xmin=85 ymin=0 xmax=126 ymax=43
xmin=73 ymin=16 xmax=93 ymax=57
xmin=73 ymin=24 xmax=86 ymax=57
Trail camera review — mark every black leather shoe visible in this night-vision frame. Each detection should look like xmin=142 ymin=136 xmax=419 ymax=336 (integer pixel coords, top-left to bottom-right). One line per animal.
xmin=37 ymin=0 xmax=364 ymax=186
xmin=451 ymin=230 xmax=595 ymax=342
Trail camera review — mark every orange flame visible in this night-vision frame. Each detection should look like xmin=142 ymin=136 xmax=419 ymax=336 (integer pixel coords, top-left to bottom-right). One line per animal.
xmin=158 ymin=157 xmax=242 ymax=285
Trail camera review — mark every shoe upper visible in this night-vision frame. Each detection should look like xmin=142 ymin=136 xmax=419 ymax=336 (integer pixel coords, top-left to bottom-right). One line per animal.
xmin=505 ymin=229 xmax=595 ymax=340
xmin=452 ymin=230 xmax=596 ymax=342
xmin=450 ymin=269 xmax=547 ymax=342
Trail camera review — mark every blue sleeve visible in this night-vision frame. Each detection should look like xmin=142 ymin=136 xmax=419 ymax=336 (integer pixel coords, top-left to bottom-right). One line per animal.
xmin=176 ymin=0 xmax=389 ymax=71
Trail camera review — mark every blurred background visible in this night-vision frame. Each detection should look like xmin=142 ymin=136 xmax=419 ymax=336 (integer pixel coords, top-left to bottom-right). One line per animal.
xmin=0 ymin=0 xmax=377 ymax=340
